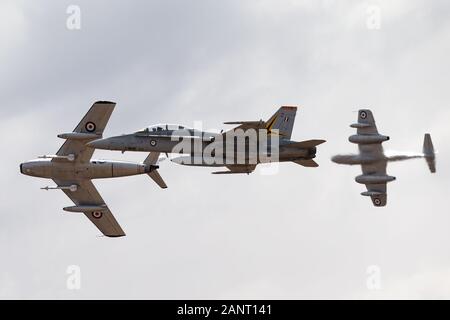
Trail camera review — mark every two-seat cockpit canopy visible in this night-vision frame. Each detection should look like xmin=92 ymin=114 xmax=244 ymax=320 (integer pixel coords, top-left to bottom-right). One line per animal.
xmin=134 ymin=124 xmax=221 ymax=139
xmin=135 ymin=124 xmax=193 ymax=134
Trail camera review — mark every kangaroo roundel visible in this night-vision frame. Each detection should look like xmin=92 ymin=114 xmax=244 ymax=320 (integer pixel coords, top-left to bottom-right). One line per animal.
xmin=92 ymin=211 xmax=103 ymax=219
xmin=85 ymin=122 xmax=96 ymax=132
xmin=360 ymin=111 xmax=367 ymax=119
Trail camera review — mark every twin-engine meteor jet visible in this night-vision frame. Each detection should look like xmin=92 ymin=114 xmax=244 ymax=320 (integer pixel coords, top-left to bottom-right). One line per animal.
xmin=332 ymin=109 xmax=436 ymax=207
xmin=87 ymin=106 xmax=326 ymax=174
xmin=20 ymin=101 xmax=167 ymax=237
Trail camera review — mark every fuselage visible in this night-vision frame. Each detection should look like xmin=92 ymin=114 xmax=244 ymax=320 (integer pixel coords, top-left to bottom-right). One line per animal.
xmin=87 ymin=129 xmax=317 ymax=167
xmin=331 ymin=153 xmax=425 ymax=166
xmin=331 ymin=154 xmax=384 ymax=165
xmin=20 ymin=158 xmax=153 ymax=180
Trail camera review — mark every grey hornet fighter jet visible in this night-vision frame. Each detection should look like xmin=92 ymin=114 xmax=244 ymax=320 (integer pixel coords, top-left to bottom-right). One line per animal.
xmin=332 ymin=109 xmax=436 ymax=207
xmin=87 ymin=106 xmax=326 ymax=174
xmin=20 ymin=101 xmax=167 ymax=237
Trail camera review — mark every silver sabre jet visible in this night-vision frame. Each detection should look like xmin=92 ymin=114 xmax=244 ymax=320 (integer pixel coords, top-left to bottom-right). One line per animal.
xmin=87 ymin=106 xmax=326 ymax=175
xmin=332 ymin=109 xmax=436 ymax=207
xmin=20 ymin=101 xmax=167 ymax=237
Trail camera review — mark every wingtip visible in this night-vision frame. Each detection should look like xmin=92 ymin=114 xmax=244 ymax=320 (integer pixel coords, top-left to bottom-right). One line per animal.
xmin=280 ymin=106 xmax=298 ymax=110
xmin=105 ymin=233 xmax=126 ymax=238
xmin=94 ymin=100 xmax=116 ymax=105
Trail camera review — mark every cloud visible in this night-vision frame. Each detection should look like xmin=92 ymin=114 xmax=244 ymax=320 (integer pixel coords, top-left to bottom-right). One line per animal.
xmin=0 ymin=1 xmax=27 ymax=55
xmin=1 ymin=0 xmax=450 ymax=299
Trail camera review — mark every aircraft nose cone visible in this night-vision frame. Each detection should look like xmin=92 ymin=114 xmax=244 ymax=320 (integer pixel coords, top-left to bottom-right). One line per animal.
xmin=87 ymin=138 xmax=107 ymax=149
xmin=20 ymin=162 xmax=32 ymax=175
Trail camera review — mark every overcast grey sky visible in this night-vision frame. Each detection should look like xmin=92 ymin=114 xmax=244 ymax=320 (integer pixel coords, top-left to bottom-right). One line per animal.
xmin=1 ymin=0 xmax=450 ymax=299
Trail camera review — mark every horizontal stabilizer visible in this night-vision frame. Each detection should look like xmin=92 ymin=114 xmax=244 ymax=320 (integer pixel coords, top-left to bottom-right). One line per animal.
xmin=293 ymin=159 xmax=319 ymax=167
xmin=423 ymin=133 xmax=436 ymax=173
xmin=144 ymin=152 xmax=168 ymax=188
xmin=285 ymin=140 xmax=326 ymax=149
xmin=148 ymin=171 xmax=167 ymax=189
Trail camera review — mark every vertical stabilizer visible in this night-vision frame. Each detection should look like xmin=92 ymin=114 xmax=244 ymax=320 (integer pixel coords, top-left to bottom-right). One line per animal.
xmin=265 ymin=106 xmax=297 ymax=140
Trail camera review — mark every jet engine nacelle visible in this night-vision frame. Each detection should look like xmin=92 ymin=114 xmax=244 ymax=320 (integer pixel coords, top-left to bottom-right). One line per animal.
xmin=348 ymin=134 xmax=390 ymax=144
xmin=355 ymin=174 xmax=396 ymax=184
xmin=331 ymin=154 xmax=377 ymax=165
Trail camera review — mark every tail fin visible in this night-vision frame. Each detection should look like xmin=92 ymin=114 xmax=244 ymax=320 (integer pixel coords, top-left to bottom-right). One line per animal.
xmin=148 ymin=171 xmax=167 ymax=189
xmin=144 ymin=152 xmax=168 ymax=188
xmin=423 ymin=133 xmax=436 ymax=173
xmin=265 ymin=106 xmax=297 ymax=140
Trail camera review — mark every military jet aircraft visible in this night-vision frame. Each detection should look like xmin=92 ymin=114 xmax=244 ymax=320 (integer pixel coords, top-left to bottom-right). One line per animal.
xmin=20 ymin=101 xmax=167 ymax=237
xmin=331 ymin=109 xmax=436 ymax=207
xmin=87 ymin=106 xmax=326 ymax=174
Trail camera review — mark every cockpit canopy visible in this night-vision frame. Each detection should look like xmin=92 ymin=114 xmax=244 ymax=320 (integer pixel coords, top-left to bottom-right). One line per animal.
xmin=135 ymin=124 xmax=191 ymax=134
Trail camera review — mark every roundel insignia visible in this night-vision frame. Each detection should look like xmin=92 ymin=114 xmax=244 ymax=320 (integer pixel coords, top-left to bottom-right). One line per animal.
xmin=374 ymin=198 xmax=381 ymax=206
xmin=85 ymin=122 xmax=96 ymax=132
xmin=360 ymin=111 xmax=367 ymax=119
xmin=92 ymin=211 xmax=103 ymax=219
xmin=150 ymin=140 xmax=157 ymax=146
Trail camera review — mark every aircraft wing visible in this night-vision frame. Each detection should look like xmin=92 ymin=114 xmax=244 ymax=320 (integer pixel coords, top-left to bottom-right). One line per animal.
xmin=361 ymin=161 xmax=388 ymax=207
xmin=354 ymin=109 xmax=379 ymax=135
xmin=54 ymin=101 xmax=115 ymax=164
xmin=355 ymin=109 xmax=384 ymax=156
xmin=355 ymin=110 xmax=388 ymax=206
xmin=54 ymin=179 xmax=126 ymax=237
